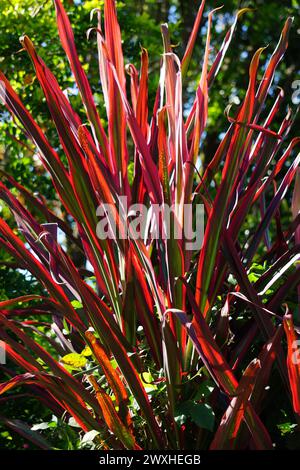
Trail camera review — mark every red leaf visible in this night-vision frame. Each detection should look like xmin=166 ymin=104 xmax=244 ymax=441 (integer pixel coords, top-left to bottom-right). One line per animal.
xmin=283 ymin=314 xmax=300 ymax=414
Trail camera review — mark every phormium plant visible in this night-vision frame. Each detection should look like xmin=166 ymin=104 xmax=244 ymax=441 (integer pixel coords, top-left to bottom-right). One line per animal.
xmin=0 ymin=0 xmax=299 ymax=450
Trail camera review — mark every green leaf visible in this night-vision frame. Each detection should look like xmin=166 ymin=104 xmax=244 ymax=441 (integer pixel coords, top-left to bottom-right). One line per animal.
xmin=81 ymin=346 xmax=93 ymax=357
xmin=139 ymin=372 xmax=157 ymax=393
xmin=71 ymin=300 xmax=83 ymax=309
xmin=31 ymin=422 xmax=50 ymax=431
xmin=127 ymin=161 xmax=135 ymax=186
xmin=80 ymin=429 xmax=100 ymax=445
xmin=174 ymin=401 xmax=215 ymax=431
xmin=61 ymin=353 xmax=87 ymax=369
xmin=194 ymin=380 xmax=215 ymax=400
xmin=277 ymin=422 xmax=297 ymax=436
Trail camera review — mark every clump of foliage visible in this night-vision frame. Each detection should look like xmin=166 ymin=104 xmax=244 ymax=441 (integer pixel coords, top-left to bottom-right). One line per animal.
xmin=0 ymin=0 xmax=299 ymax=450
